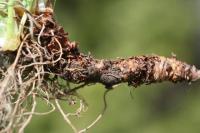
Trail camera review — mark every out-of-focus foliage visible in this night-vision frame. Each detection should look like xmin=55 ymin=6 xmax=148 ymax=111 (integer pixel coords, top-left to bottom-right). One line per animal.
xmin=26 ymin=0 xmax=200 ymax=133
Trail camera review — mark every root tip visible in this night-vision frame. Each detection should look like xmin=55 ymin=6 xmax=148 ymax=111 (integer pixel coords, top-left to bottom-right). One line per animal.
xmin=191 ymin=68 xmax=200 ymax=81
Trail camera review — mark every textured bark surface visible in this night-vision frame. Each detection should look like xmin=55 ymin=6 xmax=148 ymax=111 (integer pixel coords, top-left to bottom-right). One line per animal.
xmin=52 ymin=54 xmax=200 ymax=89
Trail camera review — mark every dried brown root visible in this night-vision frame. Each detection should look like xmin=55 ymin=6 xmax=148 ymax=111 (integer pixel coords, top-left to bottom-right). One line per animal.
xmin=0 ymin=4 xmax=199 ymax=133
xmin=61 ymin=55 xmax=200 ymax=89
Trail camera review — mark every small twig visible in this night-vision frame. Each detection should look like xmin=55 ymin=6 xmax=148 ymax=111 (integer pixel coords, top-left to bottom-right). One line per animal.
xmin=18 ymin=94 xmax=36 ymax=133
xmin=15 ymin=96 xmax=56 ymax=117
xmin=38 ymin=24 xmax=45 ymax=45
xmin=78 ymin=90 xmax=110 ymax=133
xmin=55 ymin=99 xmax=78 ymax=133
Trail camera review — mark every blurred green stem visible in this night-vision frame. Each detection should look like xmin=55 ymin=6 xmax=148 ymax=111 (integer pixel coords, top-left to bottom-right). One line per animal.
xmin=6 ymin=0 xmax=15 ymax=39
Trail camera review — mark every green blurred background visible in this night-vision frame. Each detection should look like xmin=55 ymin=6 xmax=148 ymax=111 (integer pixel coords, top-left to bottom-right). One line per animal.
xmin=26 ymin=0 xmax=200 ymax=133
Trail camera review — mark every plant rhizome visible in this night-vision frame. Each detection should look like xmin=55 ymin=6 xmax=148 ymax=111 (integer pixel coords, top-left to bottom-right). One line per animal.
xmin=0 ymin=1 xmax=200 ymax=133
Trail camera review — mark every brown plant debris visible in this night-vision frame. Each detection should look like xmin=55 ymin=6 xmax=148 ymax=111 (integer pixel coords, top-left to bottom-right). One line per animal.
xmin=0 ymin=2 xmax=199 ymax=133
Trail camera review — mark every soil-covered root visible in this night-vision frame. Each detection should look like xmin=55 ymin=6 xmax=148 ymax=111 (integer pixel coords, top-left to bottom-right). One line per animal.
xmin=0 ymin=4 xmax=200 ymax=133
